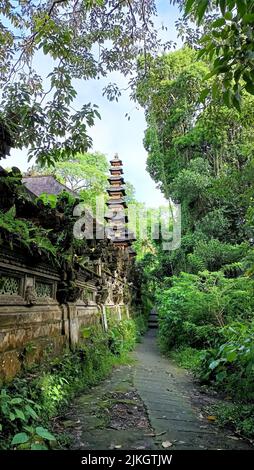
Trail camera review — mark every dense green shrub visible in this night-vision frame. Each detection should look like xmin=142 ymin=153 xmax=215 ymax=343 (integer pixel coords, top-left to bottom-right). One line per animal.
xmin=187 ymin=240 xmax=248 ymax=273
xmin=107 ymin=318 xmax=137 ymax=355
xmin=134 ymin=313 xmax=148 ymax=339
xmin=199 ymin=322 xmax=254 ymax=401
xmin=169 ymin=347 xmax=205 ymax=371
xmin=208 ymin=402 xmax=254 ymax=439
xmin=157 ymin=271 xmax=254 ymax=353
xmin=156 ymin=272 xmax=221 ymax=351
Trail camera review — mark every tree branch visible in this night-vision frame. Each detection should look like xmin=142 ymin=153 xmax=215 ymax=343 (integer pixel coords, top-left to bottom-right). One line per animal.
xmin=48 ymin=0 xmax=69 ymax=17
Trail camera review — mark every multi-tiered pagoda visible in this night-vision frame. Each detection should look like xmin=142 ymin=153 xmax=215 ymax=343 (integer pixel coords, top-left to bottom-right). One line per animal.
xmin=105 ymin=154 xmax=136 ymax=255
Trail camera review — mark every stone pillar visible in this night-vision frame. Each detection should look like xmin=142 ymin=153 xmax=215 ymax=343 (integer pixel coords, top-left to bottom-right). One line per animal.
xmin=126 ymin=304 xmax=130 ymax=319
xmin=102 ymin=305 xmax=108 ymax=331
xmin=117 ymin=304 xmax=122 ymax=321
xmin=66 ymin=303 xmax=79 ymax=349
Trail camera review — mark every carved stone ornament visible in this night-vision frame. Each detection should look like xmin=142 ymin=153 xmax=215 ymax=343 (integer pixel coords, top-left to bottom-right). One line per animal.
xmin=25 ymin=285 xmax=37 ymax=305
xmin=96 ymin=286 xmax=108 ymax=305
xmin=112 ymin=280 xmax=123 ymax=305
xmin=123 ymin=284 xmax=131 ymax=304
xmin=82 ymin=288 xmax=89 ymax=306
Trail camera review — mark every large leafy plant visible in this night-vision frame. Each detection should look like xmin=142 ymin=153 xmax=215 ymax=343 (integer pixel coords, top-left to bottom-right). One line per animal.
xmin=173 ymin=0 xmax=254 ymax=108
xmin=0 ymin=206 xmax=56 ymax=258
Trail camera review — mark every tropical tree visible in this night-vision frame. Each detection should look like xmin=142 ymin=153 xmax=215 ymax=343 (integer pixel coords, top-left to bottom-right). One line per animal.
xmin=172 ymin=0 xmax=254 ymax=108
xmin=0 ymin=0 xmax=166 ymax=166
xmin=26 ymin=151 xmax=108 ymax=207
xmin=136 ymin=46 xmax=254 ymax=275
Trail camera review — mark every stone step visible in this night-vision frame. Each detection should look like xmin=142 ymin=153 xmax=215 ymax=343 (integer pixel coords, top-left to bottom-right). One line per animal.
xmin=148 ymin=311 xmax=158 ymax=329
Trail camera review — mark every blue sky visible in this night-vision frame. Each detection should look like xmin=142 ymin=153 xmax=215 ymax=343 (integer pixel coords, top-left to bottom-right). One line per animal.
xmin=2 ymin=1 xmax=180 ymax=207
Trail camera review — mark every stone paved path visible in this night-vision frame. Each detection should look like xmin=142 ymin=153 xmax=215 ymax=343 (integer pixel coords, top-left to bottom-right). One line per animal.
xmin=133 ymin=330 xmax=251 ymax=450
xmin=58 ymin=330 xmax=252 ymax=450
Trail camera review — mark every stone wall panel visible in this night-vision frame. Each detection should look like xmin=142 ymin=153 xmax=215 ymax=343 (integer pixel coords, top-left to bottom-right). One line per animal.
xmin=0 ymin=248 xmax=134 ymax=382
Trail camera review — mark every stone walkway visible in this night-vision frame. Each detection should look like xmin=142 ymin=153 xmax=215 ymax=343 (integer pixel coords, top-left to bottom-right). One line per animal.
xmin=57 ymin=330 xmax=252 ymax=450
xmin=133 ymin=330 xmax=251 ymax=450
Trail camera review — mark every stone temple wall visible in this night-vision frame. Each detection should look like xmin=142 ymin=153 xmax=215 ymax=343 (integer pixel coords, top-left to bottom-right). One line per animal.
xmin=0 ymin=248 xmax=134 ymax=383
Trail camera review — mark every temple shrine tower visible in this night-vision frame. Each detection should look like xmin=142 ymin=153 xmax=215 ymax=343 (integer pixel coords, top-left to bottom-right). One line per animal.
xmin=105 ymin=154 xmax=136 ymax=255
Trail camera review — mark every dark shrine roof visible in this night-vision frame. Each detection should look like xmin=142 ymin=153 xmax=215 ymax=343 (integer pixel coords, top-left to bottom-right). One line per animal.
xmin=111 ymin=231 xmax=136 ymax=244
xmin=107 ymin=186 xmax=126 ymax=195
xmin=105 ymin=208 xmax=128 ymax=222
xmin=109 ymin=166 xmax=123 ymax=173
xmin=106 ymin=198 xmax=127 ymax=208
xmin=110 ymin=155 xmax=123 ymax=165
xmin=22 ymin=175 xmax=78 ymax=198
xmin=108 ymin=175 xmax=124 ymax=182
xmin=105 ymin=214 xmax=128 ymax=222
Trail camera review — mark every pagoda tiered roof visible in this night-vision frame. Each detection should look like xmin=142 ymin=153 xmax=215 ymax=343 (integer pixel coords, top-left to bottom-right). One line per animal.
xmin=106 ymin=198 xmax=127 ymax=208
xmin=107 ymin=186 xmax=126 ymax=195
xmin=105 ymin=211 xmax=128 ymax=223
xmin=105 ymin=154 xmax=136 ymax=251
xmin=107 ymin=175 xmax=124 ymax=183
xmin=107 ymin=228 xmax=136 ymax=243
xmin=109 ymin=166 xmax=123 ymax=174
xmin=110 ymin=156 xmax=123 ymax=165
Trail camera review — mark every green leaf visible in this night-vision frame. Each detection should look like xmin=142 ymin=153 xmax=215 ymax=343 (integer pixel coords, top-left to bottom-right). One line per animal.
xmin=243 ymin=71 xmax=252 ymax=83
xmin=212 ymin=30 xmax=223 ymax=38
xmin=11 ymin=433 xmax=29 ymax=445
xmin=197 ymin=48 xmax=207 ymax=60
xmin=25 ymin=404 xmax=39 ymax=420
xmin=216 ymin=371 xmax=227 ymax=382
xmin=212 ymin=18 xmax=226 ymax=28
xmin=242 ymin=13 xmax=254 ymax=24
xmin=212 ymin=81 xmax=218 ymax=100
xmin=226 ymin=350 xmax=237 ymax=362
xmin=232 ymin=92 xmax=241 ymax=111
xmin=236 ymin=0 xmax=247 ymax=17
xmin=199 ymin=87 xmax=210 ymax=102
xmin=31 ymin=443 xmax=48 ymax=450
xmin=14 ymin=408 xmax=26 ymax=421
xmin=215 ymin=64 xmax=229 ymax=74
xmin=245 ymin=81 xmax=254 ymax=95
xmin=10 ymin=398 xmax=23 ymax=405
xmin=9 ymin=412 xmax=16 ymax=421
xmin=234 ymin=67 xmax=242 ymax=82
xmin=197 ymin=0 xmax=209 ymax=24
xmin=224 ymin=11 xmax=233 ymax=21
xmin=209 ymin=359 xmax=221 ymax=370
xmin=223 ymin=89 xmax=233 ymax=107
xmin=204 ymin=69 xmax=217 ymax=81
xmin=219 ymin=0 xmax=226 ymax=15
xmin=23 ymin=425 xmax=34 ymax=433
xmin=35 ymin=427 xmax=56 ymax=441
xmin=6 ymin=206 xmax=16 ymax=218
xmin=184 ymin=0 xmax=196 ymax=15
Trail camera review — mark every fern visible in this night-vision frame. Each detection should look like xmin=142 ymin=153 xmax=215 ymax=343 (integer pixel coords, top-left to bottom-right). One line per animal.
xmin=0 ymin=207 xmax=56 ymax=258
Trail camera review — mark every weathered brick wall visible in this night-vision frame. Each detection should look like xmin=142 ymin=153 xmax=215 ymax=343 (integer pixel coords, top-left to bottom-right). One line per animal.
xmin=0 ymin=249 xmax=133 ymax=383
xmin=0 ymin=249 xmax=65 ymax=382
